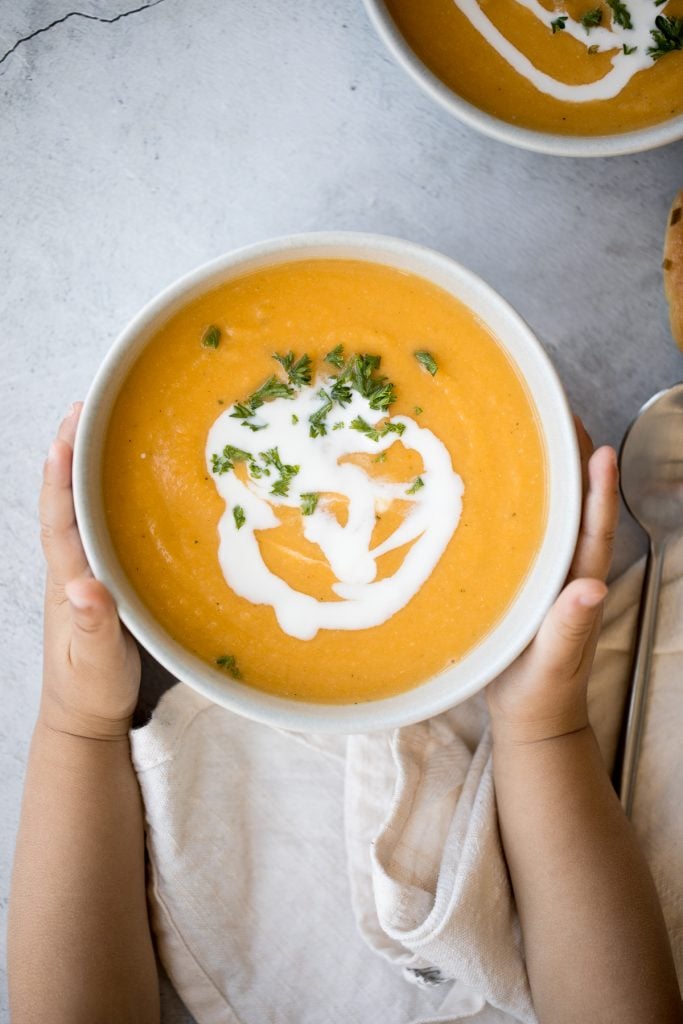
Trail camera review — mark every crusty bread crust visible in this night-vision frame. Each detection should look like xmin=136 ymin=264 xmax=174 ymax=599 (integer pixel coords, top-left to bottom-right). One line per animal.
xmin=663 ymin=189 xmax=683 ymax=350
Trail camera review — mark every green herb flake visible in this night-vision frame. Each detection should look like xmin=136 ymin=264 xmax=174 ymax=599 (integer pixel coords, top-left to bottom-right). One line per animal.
xmin=233 ymin=505 xmax=246 ymax=530
xmin=201 ymin=325 xmax=221 ymax=349
xmin=587 ymin=42 xmax=600 ymax=52
xmin=260 ymin=447 xmax=300 ymax=497
xmin=406 ymin=477 xmax=425 ymax=495
xmin=273 ymin=351 xmax=312 ymax=388
xmin=325 ymin=344 xmax=345 ymax=368
xmin=292 ymin=414 xmax=299 ymax=424
xmin=309 ymin=389 xmax=334 ymax=438
xmin=300 ymin=492 xmax=320 ymax=516
xmin=216 ymin=654 xmax=241 ymax=679
xmin=580 ymin=7 xmax=603 ymax=30
xmin=373 ymin=452 xmax=387 ymax=463
xmin=414 ymin=350 xmax=438 ymax=376
xmin=413 ymin=406 xmax=423 ymax=416
xmin=350 ymin=416 xmax=381 ymax=442
xmin=350 ymin=417 xmax=406 ymax=443
xmin=332 ymin=421 xmax=345 ymax=430
xmin=647 ymin=14 xmax=683 ymax=58
xmin=210 ymin=444 xmax=252 ymax=475
xmin=623 ymin=42 xmax=637 ymax=52
xmin=606 ymin=0 xmax=633 ymax=27
xmin=551 ymin=15 xmax=568 ymax=31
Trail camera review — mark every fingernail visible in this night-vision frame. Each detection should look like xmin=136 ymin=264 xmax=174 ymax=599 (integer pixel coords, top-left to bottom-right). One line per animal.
xmin=65 ymin=583 xmax=92 ymax=611
xmin=67 ymin=403 xmax=77 ymax=418
xmin=579 ymin=584 xmax=607 ymax=609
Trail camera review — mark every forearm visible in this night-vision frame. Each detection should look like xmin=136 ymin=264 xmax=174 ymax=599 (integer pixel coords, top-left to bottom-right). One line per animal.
xmin=493 ymin=724 xmax=682 ymax=1024
xmin=8 ymin=722 xmax=159 ymax=1024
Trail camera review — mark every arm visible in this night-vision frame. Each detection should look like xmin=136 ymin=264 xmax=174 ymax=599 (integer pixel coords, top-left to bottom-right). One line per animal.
xmin=487 ymin=432 xmax=682 ymax=1024
xmin=8 ymin=405 xmax=160 ymax=1024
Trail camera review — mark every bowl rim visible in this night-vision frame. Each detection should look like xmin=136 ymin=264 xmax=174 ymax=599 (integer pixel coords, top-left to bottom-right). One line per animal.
xmin=73 ymin=231 xmax=581 ymax=734
xmin=361 ymin=0 xmax=683 ymax=158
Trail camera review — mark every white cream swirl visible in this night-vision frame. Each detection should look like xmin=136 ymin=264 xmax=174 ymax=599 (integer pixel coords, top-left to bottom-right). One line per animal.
xmin=452 ymin=0 xmax=669 ymax=101
xmin=206 ymin=380 xmax=463 ymax=641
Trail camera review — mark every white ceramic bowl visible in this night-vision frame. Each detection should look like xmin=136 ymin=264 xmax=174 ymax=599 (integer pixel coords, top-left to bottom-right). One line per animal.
xmin=362 ymin=0 xmax=683 ymax=158
xmin=73 ymin=232 xmax=581 ymax=733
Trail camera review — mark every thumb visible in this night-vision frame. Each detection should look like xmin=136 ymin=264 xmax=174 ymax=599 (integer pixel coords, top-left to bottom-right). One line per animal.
xmin=64 ymin=577 xmax=127 ymax=670
xmin=532 ymin=578 xmax=607 ymax=681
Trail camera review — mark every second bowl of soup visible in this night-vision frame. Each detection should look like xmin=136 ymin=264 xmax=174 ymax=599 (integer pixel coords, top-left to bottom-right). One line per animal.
xmin=364 ymin=0 xmax=683 ymax=155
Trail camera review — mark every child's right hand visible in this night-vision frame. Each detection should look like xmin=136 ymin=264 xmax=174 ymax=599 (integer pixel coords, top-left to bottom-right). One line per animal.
xmin=486 ymin=420 xmax=619 ymax=746
xmin=38 ymin=404 xmax=141 ymax=740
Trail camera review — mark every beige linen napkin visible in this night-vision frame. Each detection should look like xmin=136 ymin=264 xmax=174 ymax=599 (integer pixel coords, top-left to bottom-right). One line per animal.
xmin=131 ymin=539 xmax=683 ymax=1024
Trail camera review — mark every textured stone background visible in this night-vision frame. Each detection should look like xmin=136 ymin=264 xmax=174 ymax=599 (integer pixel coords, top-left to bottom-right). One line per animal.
xmin=1 ymin=1 xmax=681 ymax=1019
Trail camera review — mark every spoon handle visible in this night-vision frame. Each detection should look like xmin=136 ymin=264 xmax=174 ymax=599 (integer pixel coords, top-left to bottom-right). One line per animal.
xmin=618 ymin=542 xmax=665 ymax=818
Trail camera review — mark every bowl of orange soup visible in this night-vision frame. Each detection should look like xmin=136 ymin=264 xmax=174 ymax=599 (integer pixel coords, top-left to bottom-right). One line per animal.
xmin=73 ymin=233 xmax=580 ymax=733
xmin=363 ymin=0 xmax=683 ymax=155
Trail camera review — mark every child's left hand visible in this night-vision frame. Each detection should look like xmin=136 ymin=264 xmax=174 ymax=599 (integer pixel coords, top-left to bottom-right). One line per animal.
xmin=38 ymin=403 xmax=141 ymax=739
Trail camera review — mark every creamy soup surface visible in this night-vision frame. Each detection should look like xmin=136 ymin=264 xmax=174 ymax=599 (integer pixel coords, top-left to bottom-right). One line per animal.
xmin=385 ymin=0 xmax=683 ymax=136
xmin=103 ymin=259 xmax=547 ymax=703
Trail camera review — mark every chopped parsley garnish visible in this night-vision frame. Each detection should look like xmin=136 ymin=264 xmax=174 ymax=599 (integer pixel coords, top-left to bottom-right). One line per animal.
xmin=325 ymin=344 xmax=345 ymax=368
xmin=309 ymin=389 xmax=334 ymax=438
xmin=273 ymin=351 xmax=312 ymax=388
xmin=230 ymin=375 xmax=294 ymax=425
xmin=201 ymin=325 xmax=221 ymax=349
xmin=333 ymin=421 xmax=345 ymax=430
xmin=648 ymin=15 xmax=683 ymax=58
xmin=551 ymin=15 xmax=567 ymax=31
xmin=654 ymin=0 xmax=668 ymax=7
xmin=292 ymin=414 xmax=299 ymax=424
xmin=350 ymin=416 xmax=406 ymax=443
xmin=588 ymin=42 xmax=600 ymax=52
xmin=233 ymin=505 xmax=246 ymax=529
xmin=580 ymin=7 xmax=603 ymax=30
xmin=413 ymin=406 xmax=423 ymax=416
xmin=211 ymin=444 xmax=252 ymax=474
xmin=260 ymin=447 xmax=300 ymax=497
xmin=623 ymin=42 xmax=637 ymax=52
xmin=414 ymin=350 xmax=438 ymax=376
xmin=606 ymin=0 xmax=633 ymax=28
xmin=216 ymin=654 xmax=241 ymax=679
xmin=373 ymin=452 xmax=387 ymax=463
xmin=300 ymin=492 xmax=319 ymax=516
xmin=406 ymin=477 xmax=424 ymax=495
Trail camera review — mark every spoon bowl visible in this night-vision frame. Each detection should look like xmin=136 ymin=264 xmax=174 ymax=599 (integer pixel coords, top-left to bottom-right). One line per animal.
xmin=620 ymin=384 xmax=683 ymax=544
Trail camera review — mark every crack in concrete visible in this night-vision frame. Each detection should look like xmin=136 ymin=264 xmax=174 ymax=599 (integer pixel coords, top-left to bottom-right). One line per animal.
xmin=0 ymin=0 xmax=168 ymax=69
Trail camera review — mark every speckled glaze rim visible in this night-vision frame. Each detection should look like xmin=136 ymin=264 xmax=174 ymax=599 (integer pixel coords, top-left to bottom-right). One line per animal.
xmin=73 ymin=232 xmax=581 ymax=734
xmin=362 ymin=0 xmax=683 ymax=158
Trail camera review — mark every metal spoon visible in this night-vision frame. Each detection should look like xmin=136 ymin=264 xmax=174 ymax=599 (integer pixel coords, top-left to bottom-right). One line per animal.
xmin=617 ymin=382 xmax=683 ymax=817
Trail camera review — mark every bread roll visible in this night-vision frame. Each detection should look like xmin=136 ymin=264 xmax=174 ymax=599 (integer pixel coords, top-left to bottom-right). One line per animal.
xmin=663 ymin=189 xmax=683 ymax=350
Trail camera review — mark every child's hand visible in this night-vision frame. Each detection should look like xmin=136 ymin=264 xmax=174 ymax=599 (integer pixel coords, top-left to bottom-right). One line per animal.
xmin=39 ymin=404 xmax=141 ymax=740
xmin=486 ymin=420 xmax=619 ymax=745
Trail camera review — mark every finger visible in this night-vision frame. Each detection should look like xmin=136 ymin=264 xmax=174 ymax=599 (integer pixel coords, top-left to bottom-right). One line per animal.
xmin=40 ymin=411 xmax=90 ymax=588
xmin=574 ymin=415 xmax=594 ymax=496
xmin=65 ymin=578 xmax=127 ymax=672
xmin=569 ymin=446 xmax=619 ymax=583
xmin=56 ymin=401 xmax=83 ymax=446
xmin=531 ymin=578 xmax=607 ymax=681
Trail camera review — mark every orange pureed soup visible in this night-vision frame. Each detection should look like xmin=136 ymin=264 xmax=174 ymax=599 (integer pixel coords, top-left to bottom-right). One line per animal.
xmin=104 ymin=259 xmax=547 ymax=703
xmin=384 ymin=0 xmax=683 ymax=136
